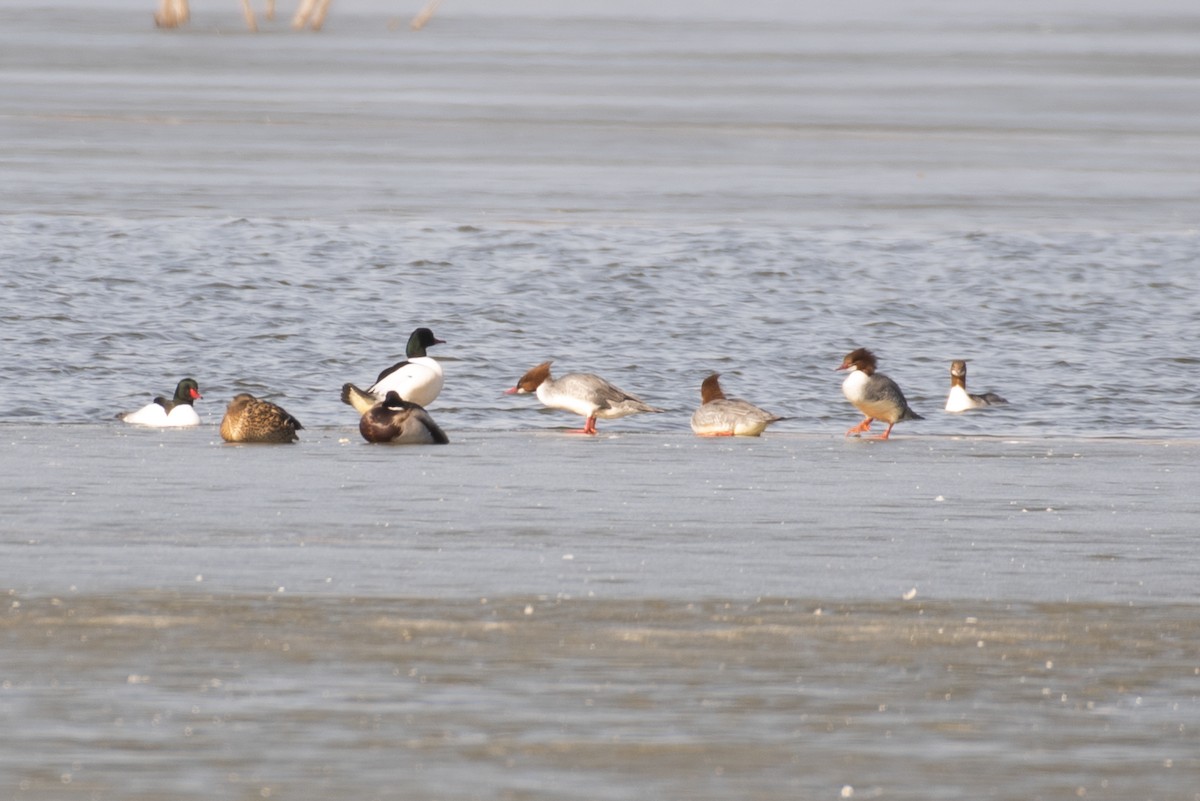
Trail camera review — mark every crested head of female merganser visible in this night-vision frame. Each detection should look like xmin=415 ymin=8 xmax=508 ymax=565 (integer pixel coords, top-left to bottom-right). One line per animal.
xmin=690 ymin=373 xmax=782 ymax=437
xmin=945 ymin=360 xmax=1008 ymax=412
xmin=120 ymin=377 xmax=202 ymax=427
xmin=504 ymin=360 xmax=662 ymax=435
xmin=836 ymin=348 xmax=922 ymax=440
xmin=342 ymin=326 xmax=445 ymax=414
xmin=219 ymin=393 xmax=303 ymax=443
xmin=359 ymin=391 xmax=449 ymax=445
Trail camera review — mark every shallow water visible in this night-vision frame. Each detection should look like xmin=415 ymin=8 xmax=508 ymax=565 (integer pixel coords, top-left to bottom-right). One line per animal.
xmin=3 ymin=427 xmax=1200 ymax=800
xmin=4 ymin=591 xmax=1198 ymax=801
xmin=2 ymin=0 xmax=1200 ymax=798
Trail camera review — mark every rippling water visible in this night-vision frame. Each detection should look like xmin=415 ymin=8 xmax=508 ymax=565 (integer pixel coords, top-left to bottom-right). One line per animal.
xmin=2 ymin=1 xmax=1199 ymax=799
xmin=3 ymin=217 xmax=1199 ymax=439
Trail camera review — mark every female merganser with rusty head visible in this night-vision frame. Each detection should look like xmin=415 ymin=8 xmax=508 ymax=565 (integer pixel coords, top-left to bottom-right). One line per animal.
xmin=945 ymin=360 xmax=1008 ymax=412
xmin=505 ymin=361 xmax=662 ymax=435
xmin=120 ymin=377 xmax=202 ymax=427
xmin=690 ymin=373 xmax=782 ymax=437
xmin=359 ymin=391 xmax=449 ymax=445
xmin=342 ymin=327 xmax=445 ymax=414
xmin=219 ymin=393 xmax=303 ymax=443
xmin=836 ymin=348 xmax=922 ymax=440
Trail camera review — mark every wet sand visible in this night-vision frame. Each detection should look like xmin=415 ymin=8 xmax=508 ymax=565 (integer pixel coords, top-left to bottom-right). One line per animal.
xmin=3 ymin=425 xmax=1197 ymax=603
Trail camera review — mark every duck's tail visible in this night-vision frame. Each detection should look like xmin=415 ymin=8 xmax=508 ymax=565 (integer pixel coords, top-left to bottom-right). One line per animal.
xmin=341 ymin=383 xmax=379 ymax=415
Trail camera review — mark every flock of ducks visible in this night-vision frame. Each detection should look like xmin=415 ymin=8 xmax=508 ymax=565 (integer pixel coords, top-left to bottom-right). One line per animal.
xmin=119 ymin=327 xmax=1008 ymax=444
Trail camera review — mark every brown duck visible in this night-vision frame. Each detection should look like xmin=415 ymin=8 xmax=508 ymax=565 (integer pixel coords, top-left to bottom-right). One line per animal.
xmin=219 ymin=393 xmax=303 ymax=443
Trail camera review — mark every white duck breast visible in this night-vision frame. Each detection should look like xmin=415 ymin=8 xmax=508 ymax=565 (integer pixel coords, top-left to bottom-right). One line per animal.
xmin=945 ymin=384 xmax=985 ymax=412
xmin=122 ymin=401 xmax=200 ymax=427
xmin=945 ymin=360 xmax=1008 ymax=412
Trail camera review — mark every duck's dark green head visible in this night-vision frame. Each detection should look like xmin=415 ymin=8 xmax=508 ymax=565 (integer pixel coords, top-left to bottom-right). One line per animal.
xmin=406 ymin=327 xmax=445 ymax=358
xmin=173 ymin=378 xmax=202 ymax=405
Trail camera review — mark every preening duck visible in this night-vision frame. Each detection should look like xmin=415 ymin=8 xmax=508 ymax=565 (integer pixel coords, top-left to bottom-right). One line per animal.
xmin=358 ymin=391 xmax=449 ymax=445
xmin=505 ymin=361 xmax=662 ymax=435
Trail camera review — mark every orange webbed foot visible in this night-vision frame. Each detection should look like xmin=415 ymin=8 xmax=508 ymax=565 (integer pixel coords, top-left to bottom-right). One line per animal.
xmin=845 ymin=418 xmax=874 ymax=437
xmin=869 ymin=424 xmax=896 ymax=441
xmin=569 ymin=417 xmax=598 ymax=435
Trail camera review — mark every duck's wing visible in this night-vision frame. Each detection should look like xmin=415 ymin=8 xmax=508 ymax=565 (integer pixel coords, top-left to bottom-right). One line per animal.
xmin=373 ymin=359 xmax=413 ymax=386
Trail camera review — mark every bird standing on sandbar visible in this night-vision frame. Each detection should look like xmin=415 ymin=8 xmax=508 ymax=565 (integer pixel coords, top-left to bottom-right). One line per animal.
xmin=505 ymin=361 xmax=662 ymax=435
xmin=836 ymin=348 xmax=922 ymax=440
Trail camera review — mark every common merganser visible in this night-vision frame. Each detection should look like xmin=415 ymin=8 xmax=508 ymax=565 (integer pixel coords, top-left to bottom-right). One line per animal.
xmin=358 ymin=391 xmax=449 ymax=445
xmin=690 ymin=373 xmax=782 ymax=437
xmin=945 ymin=360 xmax=1008 ymax=412
xmin=219 ymin=393 xmax=303 ymax=443
xmin=505 ymin=361 xmax=662 ymax=435
xmin=342 ymin=327 xmax=444 ymax=414
xmin=120 ymin=378 xmax=202 ymax=427
xmin=836 ymin=348 xmax=922 ymax=440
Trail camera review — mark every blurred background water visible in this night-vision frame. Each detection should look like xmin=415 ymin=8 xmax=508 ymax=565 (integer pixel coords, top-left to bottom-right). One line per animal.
xmin=1 ymin=1 xmax=1199 ymax=799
